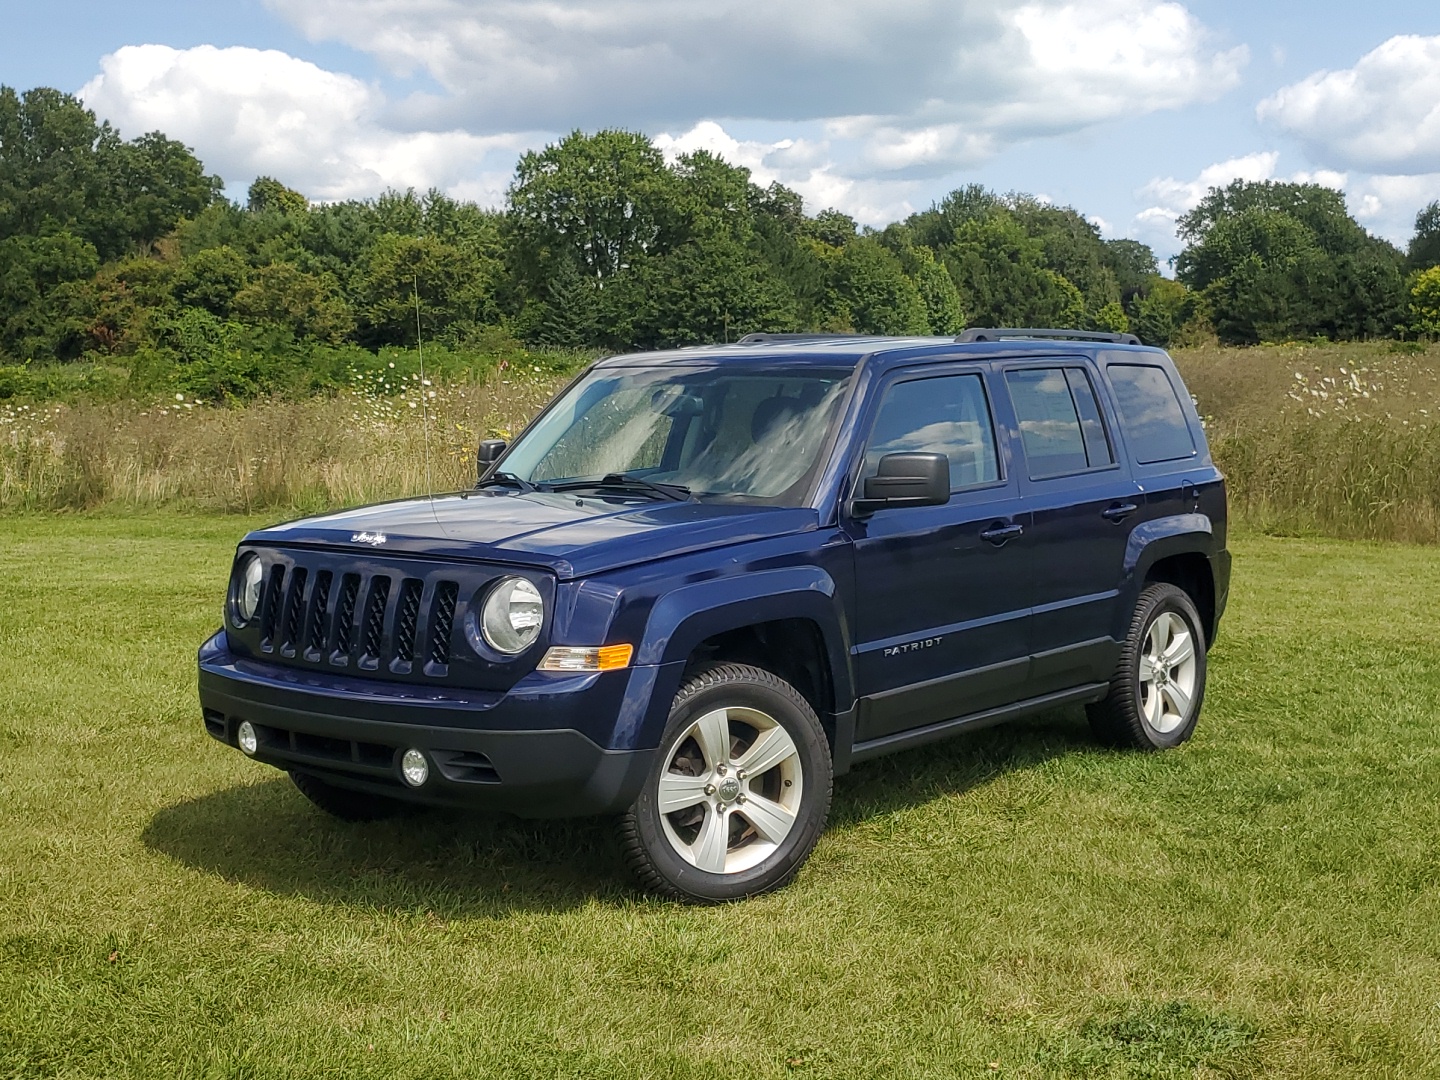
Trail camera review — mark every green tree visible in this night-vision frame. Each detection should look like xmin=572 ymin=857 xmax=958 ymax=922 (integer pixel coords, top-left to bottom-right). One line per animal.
xmin=1408 ymin=266 xmax=1440 ymax=337
xmin=357 ymin=233 xmax=499 ymax=346
xmin=944 ymin=213 xmax=1085 ymax=328
xmin=911 ymin=246 xmax=966 ymax=334
xmin=508 ymin=130 xmax=678 ymax=283
xmin=232 ymin=262 xmax=354 ymax=343
xmin=0 ymin=86 xmax=218 ymax=261
xmin=1129 ymin=277 xmax=1197 ymax=347
xmin=247 ymin=176 xmax=308 ymax=215
xmin=0 ymin=231 xmax=100 ymax=359
xmin=822 ymin=238 xmax=930 ymax=335
xmin=1409 ymin=201 xmax=1440 ymax=271
xmin=610 ymin=235 xmax=799 ymax=349
xmin=173 ymin=245 xmax=250 ymax=316
xmin=1176 ymin=180 xmax=1404 ymax=343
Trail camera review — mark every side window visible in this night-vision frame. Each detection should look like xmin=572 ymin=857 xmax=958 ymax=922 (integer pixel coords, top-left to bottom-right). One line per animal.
xmin=1106 ymin=364 xmax=1196 ymax=464
xmin=864 ymin=373 xmax=1000 ymax=491
xmin=1005 ymin=367 xmax=1113 ymax=478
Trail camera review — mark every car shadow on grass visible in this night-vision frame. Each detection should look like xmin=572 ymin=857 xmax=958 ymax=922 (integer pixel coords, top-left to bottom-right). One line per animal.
xmin=142 ymin=706 xmax=1095 ymax=915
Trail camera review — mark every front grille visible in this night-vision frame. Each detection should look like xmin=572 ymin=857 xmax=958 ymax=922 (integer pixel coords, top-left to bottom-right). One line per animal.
xmin=305 ymin=571 xmax=332 ymax=659
xmin=359 ymin=577 xmax=391 ymax=668
xmin=332 ymin=573 xmax=360 ymax=661
xmin=393 ymin=579 xmax=423 ymax=670
xmin=428 ymin=581 xmax=458 ymax=670
xmin=225 ymin=547 xmax=536 ymax=688
xmin=280 ymin=567 xmax=308 ymax=656
xmin=238 ymin=558 xmax=462 ymax=681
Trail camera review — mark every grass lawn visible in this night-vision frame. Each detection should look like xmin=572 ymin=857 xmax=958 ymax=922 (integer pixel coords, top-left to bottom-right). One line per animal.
xmin=1 ymin=514 xmax=1438 ymax=1078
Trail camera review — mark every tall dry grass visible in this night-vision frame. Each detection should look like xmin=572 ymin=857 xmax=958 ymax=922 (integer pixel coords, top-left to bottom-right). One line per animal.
xmin=0 ymin=368 xmax=566 ymax=514
xmin=1173 ymin=340 xmax=1440 ymax=543
xmin=3 ymin=341 xmax=1439 ymax=543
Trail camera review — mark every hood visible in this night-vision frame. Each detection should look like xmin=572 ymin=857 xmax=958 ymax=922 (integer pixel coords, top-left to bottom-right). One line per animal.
xmin=244 ymin=490 xmax=819 ymax=579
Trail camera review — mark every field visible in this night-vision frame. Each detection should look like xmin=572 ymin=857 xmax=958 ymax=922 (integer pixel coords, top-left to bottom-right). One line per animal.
xmin=2 ymin=515 xmax=1438 ymax=1078
xmin=3 ymin=340 xmax=1440 ymax=542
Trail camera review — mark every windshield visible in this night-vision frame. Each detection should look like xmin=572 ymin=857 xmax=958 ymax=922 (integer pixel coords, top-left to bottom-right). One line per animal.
xmin=500 ymin=364 xmax=854 ymax=505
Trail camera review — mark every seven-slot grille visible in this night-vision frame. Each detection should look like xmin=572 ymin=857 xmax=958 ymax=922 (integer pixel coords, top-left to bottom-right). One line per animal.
xmin=253 ymin=561 xmax=458 ymax=676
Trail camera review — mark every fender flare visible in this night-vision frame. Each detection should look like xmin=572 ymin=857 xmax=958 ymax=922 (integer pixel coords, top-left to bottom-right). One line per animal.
xmin=627 ymin=567 xmax=855 ymax=749
xmin=1117 ymin=512 xmax=1217 ymax=634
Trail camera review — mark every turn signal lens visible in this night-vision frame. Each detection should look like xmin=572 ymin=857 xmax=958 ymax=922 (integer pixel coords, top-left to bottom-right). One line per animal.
xmin=538 ymin=644 xmax=634 ymax=672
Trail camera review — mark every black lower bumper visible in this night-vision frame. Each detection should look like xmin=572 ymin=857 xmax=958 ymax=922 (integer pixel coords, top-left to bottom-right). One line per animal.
xmin=199 ymin=652 xmax=655 ymax=819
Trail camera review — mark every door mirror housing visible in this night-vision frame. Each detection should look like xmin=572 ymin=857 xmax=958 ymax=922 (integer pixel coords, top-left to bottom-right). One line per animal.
xmin=476 ymin=439 xmax=507 ymax=481
xmin=851 ymin=453 xmax=950 ymax=516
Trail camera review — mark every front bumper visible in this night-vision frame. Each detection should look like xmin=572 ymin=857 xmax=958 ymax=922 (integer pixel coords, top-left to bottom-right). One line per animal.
xmin=198 ymin=633 xmax=658 ymax=818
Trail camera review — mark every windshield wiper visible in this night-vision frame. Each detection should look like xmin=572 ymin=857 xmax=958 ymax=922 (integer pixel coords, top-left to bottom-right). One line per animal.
xmin=546 ymin=473 xmax=693 ymax=502
xmin=476 ymin=471 xmax=537 ymax=494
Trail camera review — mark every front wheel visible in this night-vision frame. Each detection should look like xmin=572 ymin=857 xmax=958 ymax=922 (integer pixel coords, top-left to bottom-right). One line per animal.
xmin=1088 ymin=583 xmax=1207 ymax=750
xmin=618 ymin=663 xmax=832 ymax=902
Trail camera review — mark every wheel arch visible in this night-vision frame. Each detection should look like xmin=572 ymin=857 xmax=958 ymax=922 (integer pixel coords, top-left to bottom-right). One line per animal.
xmin=634 ymin=568 xmax=855 ymax=754
xmin=1123 ymin=517 xmax=1219 ymax=647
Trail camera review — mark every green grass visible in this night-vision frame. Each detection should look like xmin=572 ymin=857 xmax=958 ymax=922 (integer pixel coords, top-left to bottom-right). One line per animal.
xmin=2 ymin=515 xmax=1439 ymax=1078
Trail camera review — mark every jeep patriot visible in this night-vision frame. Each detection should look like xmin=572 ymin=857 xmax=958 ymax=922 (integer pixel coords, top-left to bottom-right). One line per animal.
xmin=198 ymin=328 xmax=1230 ymax=901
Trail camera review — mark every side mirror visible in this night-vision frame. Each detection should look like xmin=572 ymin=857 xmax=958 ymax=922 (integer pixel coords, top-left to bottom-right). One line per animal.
xmin=476 ymin=439 xmax=507 ymax=482
xmin=851 ymin=453 xmax=950 ymax=516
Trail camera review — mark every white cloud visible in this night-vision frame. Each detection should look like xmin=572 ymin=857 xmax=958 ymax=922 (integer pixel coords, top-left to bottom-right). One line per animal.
xmin=268 ymin=0 xmax=1246 ymax=177
xmin=79 ymin=44 xmax=531 ymax=203
xmin=654 ymin=121 xmax=921 ymax=225
xmin=1258 ymin=35 xmax=1440 ymax=175
xmin=1135 ymin=152 xmax=1282 ymax=237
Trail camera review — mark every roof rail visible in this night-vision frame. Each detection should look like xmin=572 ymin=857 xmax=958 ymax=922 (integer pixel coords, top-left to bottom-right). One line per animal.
xmin=957 ymin=327 xmax=1143 ymax=347
xmin=736 ymin=332 xmax=874 ymax=345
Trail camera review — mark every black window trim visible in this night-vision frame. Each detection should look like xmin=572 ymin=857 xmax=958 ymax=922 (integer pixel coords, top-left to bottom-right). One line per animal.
xmin=1001 ymin=360 xmax=1124 ymax=482
xmin=1101 ymin=359 xmax=1199 ymax=466
xmin=853 ymin=365 xmax=1010 ymax=498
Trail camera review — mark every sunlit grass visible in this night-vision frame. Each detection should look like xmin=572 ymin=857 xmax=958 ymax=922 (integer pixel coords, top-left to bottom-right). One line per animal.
xmin=1 ymin=515 xmax=1438 ymax=1077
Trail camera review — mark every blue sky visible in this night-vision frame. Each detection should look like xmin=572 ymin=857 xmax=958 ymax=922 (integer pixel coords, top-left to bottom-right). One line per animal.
xmin=4 ymin=0 xmax=1438 ymax=262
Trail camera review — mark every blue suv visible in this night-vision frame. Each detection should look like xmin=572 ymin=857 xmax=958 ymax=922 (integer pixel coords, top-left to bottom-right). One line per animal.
xmin=199 ymin=328 xmax=1230 ymax=902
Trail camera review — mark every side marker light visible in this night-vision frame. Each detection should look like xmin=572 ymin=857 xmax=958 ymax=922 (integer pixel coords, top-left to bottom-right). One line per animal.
xmin=538 ymin=644 xmax=635 ymax=672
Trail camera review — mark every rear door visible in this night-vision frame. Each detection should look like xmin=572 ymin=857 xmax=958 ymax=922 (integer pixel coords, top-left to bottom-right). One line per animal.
xmin=844 ymin=363 xmax=1033 ymax=742
xmin=999 ymin=359 xmax=1139 ymax=696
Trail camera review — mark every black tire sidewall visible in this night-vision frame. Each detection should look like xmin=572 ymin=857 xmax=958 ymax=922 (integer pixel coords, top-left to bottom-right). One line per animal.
xmin=627 ymin=665 xmax=832 ymax=902
xmin=1126 ymin=585 xmax=1208 ymax=750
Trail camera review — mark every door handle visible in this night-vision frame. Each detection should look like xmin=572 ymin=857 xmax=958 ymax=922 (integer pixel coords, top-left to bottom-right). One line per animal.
xmin=980 ymin=522 xmax=1024 ymax=545
xmin=1102 ymin=502 xmax=1139 ymax=522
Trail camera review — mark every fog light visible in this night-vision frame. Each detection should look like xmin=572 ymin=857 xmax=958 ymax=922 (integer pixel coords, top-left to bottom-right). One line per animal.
xmin=237 ymin=721 xmax=258 ymax=756
xmin=401 ymin=748 xmax=429 ymax=788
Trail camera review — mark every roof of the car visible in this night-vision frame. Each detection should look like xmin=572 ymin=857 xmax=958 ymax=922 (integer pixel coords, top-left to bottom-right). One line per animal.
xmin=593 ymin=335 xmax=1163 ymax=369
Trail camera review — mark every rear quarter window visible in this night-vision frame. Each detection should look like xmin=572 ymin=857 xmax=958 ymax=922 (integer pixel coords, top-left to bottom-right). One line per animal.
xmin=1106 ymin=363 xmax=1196 ymax=464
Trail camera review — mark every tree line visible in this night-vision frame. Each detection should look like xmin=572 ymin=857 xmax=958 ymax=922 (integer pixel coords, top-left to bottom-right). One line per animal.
xmin=3 ymin=85 xmax=1440 ymax=387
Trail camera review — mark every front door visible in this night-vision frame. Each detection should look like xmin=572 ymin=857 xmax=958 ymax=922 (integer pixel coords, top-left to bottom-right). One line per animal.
xmin=845 ymin=366 xmax=1033 ymax=743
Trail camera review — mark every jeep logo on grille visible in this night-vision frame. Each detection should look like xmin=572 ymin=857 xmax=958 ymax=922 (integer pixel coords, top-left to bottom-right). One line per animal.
xmin=350 ymin=531 xmax=387 ymax=546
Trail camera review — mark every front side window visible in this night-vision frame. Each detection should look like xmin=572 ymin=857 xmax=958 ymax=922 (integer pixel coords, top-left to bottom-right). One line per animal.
xmin=1006 ymin=367 xmax=1114 ymax=478
xmin=1106 ymin=363 xmax=1196 ymax=464
xmin=500 ymin=365 xmax=853 ymax=505
xmin=863 ymin=373 xmax=1000 ymax=490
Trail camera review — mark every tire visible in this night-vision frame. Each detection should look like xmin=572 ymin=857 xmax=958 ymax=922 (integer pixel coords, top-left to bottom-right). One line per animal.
xmin=618 ymin=663 xmax=833 ymax=903
xmin=289 ymin=770 xmax=406 ymax=822
xmin=1088 ymin=583 xmax=1207 ymax=751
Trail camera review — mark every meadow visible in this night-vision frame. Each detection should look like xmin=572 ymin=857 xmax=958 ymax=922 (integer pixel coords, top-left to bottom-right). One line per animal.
xmin=2 ymin=340 xmax=1439 ymax=543
xmin=2 ymin=341 xmax=1439 ymax=1077
xmin=1 ymin=517 xmax=1438 ymax=1077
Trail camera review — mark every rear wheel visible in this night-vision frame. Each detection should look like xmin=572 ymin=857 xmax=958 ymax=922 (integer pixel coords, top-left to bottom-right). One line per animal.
xmin=1088 ymin=583 xmax=1207 ymax=750
xmin=618 ymin=663 xmax=832 ymax=902
xmin=289 ymin=770 xmax=406 ymax=822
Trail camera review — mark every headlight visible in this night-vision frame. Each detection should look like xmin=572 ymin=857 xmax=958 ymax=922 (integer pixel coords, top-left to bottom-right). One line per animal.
xmin=480 ymin=576 xmax=544 ymax=654
xmin=231 ymin=553 xmax=264 ymax=625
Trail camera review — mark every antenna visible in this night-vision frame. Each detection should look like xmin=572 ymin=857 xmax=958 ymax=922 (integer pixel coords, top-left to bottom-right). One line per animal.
xmin=413 ymin=273 xmax=436 ymax=507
